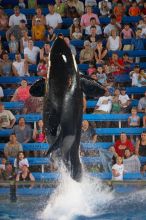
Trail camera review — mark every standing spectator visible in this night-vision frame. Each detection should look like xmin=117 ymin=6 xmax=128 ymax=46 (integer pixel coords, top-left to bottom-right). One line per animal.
xmin=129 ymin=2 xmax=140 ymax=17
xmin=94 ymin=90 xmax=112 ymax=114
xmin=46 ymin=4 xmax=63 ymax=29
xmin=9 ymin=6 xmax=27 ymax=27
xmin=123 ymin=148 xmax=141 ymax=173
xmin=12 ymin=53 xmax=29 ymax=77
xmin=6 ymin=19 xmax=28 ymax=42
xmin=112 ymin=156 xmax=124 ymax=181
xmin=79 ymin=40 xmax=94 ymax=64
xmin=32 ymin=6 xmax=45 ymax=26
xmin=80 ymin=5 xmax=100 ymax=29
xmin=94 ymin=40 xmax=107 ymax=64
xmin=4 ymin=134 xmax=23 ymax=158
xmin=13 ymin=117 xmax=32 ymax=143
xmin=85 ymin=17 xmax=102 ymax=36
xmin=24 ymin=39 xmax=40 ymax=65
xmin=0 ymin=6 xmax=8 ymax=30
xmin=112 ymin=133 xmax=135 ymax=157
xmin=119 ymin=87 xmax=131 ymax=113
xmin=143 ymin=108 xmax=146 ymax=127
xmin=113 ymin=1 xmax=125 ymax=23
xmin=8 ymin=33 xmax=19 ymax=53
xmin=0 ymin=51 xmax=13 ymax=77
xmin=138 ymin=91 xmax=146 ymax=113
xmin=106 ymin=29 xmax=122 ymax=51
xmin=32 ymin=17 xmax=46 ymax=41
xmin=104 ymin=15 xmax=121 ymax=37
xmin=0 ymin=103 xmax=16 ymax=129
xmin=14 ymin=151 xmax=29 ymax=174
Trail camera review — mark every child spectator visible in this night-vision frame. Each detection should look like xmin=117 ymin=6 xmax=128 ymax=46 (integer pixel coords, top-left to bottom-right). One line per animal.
xmin=106 ymin=29 xmax=122 ymax=51
xmin=129 ymin=2 xmax=140 ymax=17
xmin=72 ymin=26 xmax=83 ymax=40
xmin=87 ymin=62 xmax=96 ymax=76
xmin=121 ymin=24 xmax=135 ymax=39
xmin=47 ymin=27 xmax=56 ymax=42
xmin=37 ymin=59 xmax=47 ymax=78
xmin=33 ymin=120 xmax=46 ymax=143
xmin=129 ymin=65 xmax=141 ymax=87
xmin=112 ymin=156 xmax=124 ymax=181
xmin=14 ymin=151 xmax=29 ymax=174
xmin=96 ymin=66 xmax=107 ymax=86
xmin=18 ymin=0 xmax=26 ymax=9
xmin=119 ymin=87 xmax=131 ymax=113
xmin=143 ymin=108 xmax=146 ymax=127
xmin=109 ymin=52 xmax=124 ymax=75
xmin=128 ymin=107 xmax=140 ymax=143
xmin=111 ymin=88 xmax=121 ymax=113
xmin=0 ymin=157 xmax=7 ymax=171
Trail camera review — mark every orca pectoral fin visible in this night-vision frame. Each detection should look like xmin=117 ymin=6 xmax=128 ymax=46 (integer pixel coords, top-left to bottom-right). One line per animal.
xmin=80 ymin=75 xmax=106 ymax=98
xmin=29 ymin=78 xmax=45 ymax=97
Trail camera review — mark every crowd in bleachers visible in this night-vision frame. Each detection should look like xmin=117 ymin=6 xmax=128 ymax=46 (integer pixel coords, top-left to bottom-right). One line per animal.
xmin=0 ymin=0 xmax=146 ymax=184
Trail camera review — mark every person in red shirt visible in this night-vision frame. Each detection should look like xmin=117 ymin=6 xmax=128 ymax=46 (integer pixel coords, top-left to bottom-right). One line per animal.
xmin=109 ymin=52 xmax=124 ymax=75
xmin=114 ymin=133 xmax=135 ymax=157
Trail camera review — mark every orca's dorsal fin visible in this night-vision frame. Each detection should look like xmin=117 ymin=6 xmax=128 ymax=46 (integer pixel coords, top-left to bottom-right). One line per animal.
xmin=29 ymin=78 xmax=45 ymax=97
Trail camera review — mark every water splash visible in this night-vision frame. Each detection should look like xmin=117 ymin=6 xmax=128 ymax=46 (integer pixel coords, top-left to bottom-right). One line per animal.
xmin=39 ymin=164 xmax=114 ymax=220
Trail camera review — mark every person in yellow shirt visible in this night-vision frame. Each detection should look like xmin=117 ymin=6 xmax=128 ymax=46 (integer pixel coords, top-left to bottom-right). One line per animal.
xmin=32 ymin=18 xmax=46 ymax=41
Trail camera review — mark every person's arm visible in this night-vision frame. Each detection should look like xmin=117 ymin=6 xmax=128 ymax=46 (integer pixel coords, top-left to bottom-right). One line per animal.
xmin=16 ymin=173 xmax=20 ymax=181
xmin=9 ymin=118 xmax=16 ymax=128
xmin=118 ymin=37 xmax=122 ymax=50
xmin=135 ymin=139 xmax=140 ymax=155
xmin=24 ymin=53 xmax=36 ymax=65
xmin=106 ymin=37 xmax=110 ymax=50
xmin=11 ymin=89 xmax=18 ymax=102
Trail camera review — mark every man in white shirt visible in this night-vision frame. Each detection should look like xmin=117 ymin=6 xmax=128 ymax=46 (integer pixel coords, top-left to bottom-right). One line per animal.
xmin=104 ymin=15 xmax=121 ymax=37
xmin=85 ymin=17 xmax=102 ymax=35
xmin=46 ymin=4 xmax=62 ymax=29
xmin=24 ymin=39 xmax=40 ymax=65
xmin=94 ymin=90 xmax=112 ymax=113
xmin=12 ymin=53 xmax=29 ymax=77
xmin=9 ymin=6 xmax=27 ymax=27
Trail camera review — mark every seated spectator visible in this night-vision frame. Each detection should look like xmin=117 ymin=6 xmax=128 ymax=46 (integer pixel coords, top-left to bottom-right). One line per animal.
xmin=54 ymin=0 xmax=66 ymax=17
xmin=85 ymin=17 xmax=102 ymax=36
xmin=32 ymin=6 xmax=46 ymax=26
xmin=109 ymin=52 xmax=124 ymax=75
xmin=86 ymin=26 xmax=102 ymax=49
xmin=40 ymin=43 xmax=51 ymax=63
xmin=32 ymin=17 xmax=46 ymax=41
xmin=79 ymin=40 xmax=94 ymax=64
xmin=123 ymin=53 xmax=133 ymax=72
xmin=87 ymin=61 xmax=96 ymax=76
xmin=112 ymin=132 xmax=135 ymax=157
xmin=83 ymin=95 xmax=87 ymax=113
xmin=0 ymin=6 xmax=8 ymax=30
xmin=80 ymin=5 xmax=100 ymax=29
xmin=11 ymin=79 xmax=31 ymax=105
xmin=37 ymin=59 xmax=47 ymax=77
xmin=129 ymin=2 xmax=140 ymax=17
xmin=0 ymin=51 xmax=13 ymax=77
xmin=143 ymin=108 xmax=146 ymax=127
xmin=0 ymin=103 xmax=16 ymax=129
xmin=28 ymin=0 xmax=37 ymax=8
xmin=14 ymin=151 xmax=29 ymax=174
xmin=104 ymin=15 xmax=121 ymax=37
xmin=135 ymin=131 xmax=146 ymax=173
xmin=24 ymin=39 xmax=40 ymax=65
xmin=96 ymin=66 xmax=107 ymax=86
xmin=112 ymin=156 xmax=124 ymax=181
xmin=33 ymin=120 xmax=46 ymax=143
xmin=64 ymin=37 xmax=77 ymax=57
xmin=18 ymin=0 xmax=26 ymax=9
xmin=141 ymin=3 xmax=146 ymax=16
xmin=13 ymin=117 xmax=32 ymax=143
xmin=6 ymin=19 xmax=28 ymax=42
xmin=85 ymin=0 xmax=97 ymax=7
xmin=138 ymin=91 xmax=146 ymax=113
xmin=111 ymin=88 xmax=121 ymax=113
xmin=94 ymin=90 xmax=112 ymax=114
xmin=12 ymin=53 xmax=29 ymax=77
xmin=113 ymin=1 xmax=125 ymax=23
xmin=72 ymin=26 xmax=83 ymax=40
xmin=0 ymin=157 xmax=7 ymax=171
xmin=70 ymin=18 xmax=82 ymax=37
xmin=25 ymin=95 xmax=44 ymax=114
xmin=94 ymin=40 xmax=108 ymax=64
xmin=65 ymin=0 xmax=80 ymax=18
xmin=119 ymin=87 xmax=131 ymax=113
xmin=47 ymin=27 xmax=56 ymax=42
xmin=16 ymin=165 xmax=35 ymax=188
xmin=4 ymin=134 xmax=23 ymax=158
xmin=129 ymin=65 xmax=141 ymax=87
xmin=98 ymin=0 xmax=111 ymax=17
xmin=138 ymin=69 xmax=146 ymax=87
xmin=123 ymin=148 xmax=141 ymax=173
xmin=0 ymin=163 xmax=15 ymax=180
xmin=0 ymin=86 xmax=4 ymax=101
xmin=46 ymin=4 xmax=62 ymax=29
xmin=8 ymin=33 xmax=19 ymax=53
xmin=9 ymin=6 xmax=27 ymax=27
xmin=128 ymin=107 xmax=140 ymax=128
xmin=121 ymin=24 xmax=135 ymax=50
xmin=106 ymin=29 xmax=122 ymax=51
xmin=20 ymin=30 xmax=29 ymax=53
xmin=80 ymin=120 xmax=97 ymax=143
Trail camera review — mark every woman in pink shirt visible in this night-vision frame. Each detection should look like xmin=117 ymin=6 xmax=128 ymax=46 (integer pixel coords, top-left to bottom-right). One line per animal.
xmin=80 ymin=5 xmax=100 ymax=28
xmin=11 ymin=79 xmax=30 ymax=102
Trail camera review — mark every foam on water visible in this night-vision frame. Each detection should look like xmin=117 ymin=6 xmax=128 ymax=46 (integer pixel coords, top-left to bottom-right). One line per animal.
xmin=39 ymin=164 xmax=114 ymax=220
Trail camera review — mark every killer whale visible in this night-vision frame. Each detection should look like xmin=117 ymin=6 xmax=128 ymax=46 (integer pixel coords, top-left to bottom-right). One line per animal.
xmin=30 ymin=37 xmax=106 ymax=181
